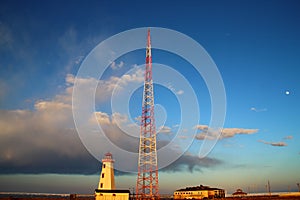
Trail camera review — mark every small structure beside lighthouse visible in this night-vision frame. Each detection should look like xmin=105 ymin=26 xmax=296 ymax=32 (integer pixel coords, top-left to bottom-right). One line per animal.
xmin=95 ymin=152 xmax=130 ymax=200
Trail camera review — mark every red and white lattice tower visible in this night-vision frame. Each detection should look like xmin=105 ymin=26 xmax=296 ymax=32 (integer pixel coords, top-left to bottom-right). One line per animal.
xmin=136 ymin=29 xmax=160 ymax=200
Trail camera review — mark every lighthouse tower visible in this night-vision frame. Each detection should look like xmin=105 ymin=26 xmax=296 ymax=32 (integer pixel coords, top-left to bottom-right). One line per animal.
xmin=95 ymin=152 xmax=130 ymax=200
xmin=98 ymin=152 xmax=116 ymax=190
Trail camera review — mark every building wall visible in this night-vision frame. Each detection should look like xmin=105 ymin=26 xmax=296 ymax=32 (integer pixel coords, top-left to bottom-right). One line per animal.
xmin=174 ymin=190 xmax=209 ymax=199
xmin=213 ymin=189 xmax=225 ymax=198
xmin=174 ymin=189 xmax=225 ymax=199
xmin=95 ymin=192 xmax=129 ymax=200
xmin=98 ymin=161 xmax=116 ymax=190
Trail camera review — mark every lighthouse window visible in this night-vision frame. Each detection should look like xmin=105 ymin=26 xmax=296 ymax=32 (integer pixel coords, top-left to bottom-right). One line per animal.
xmin=102 ymin=173 xmax=105 ymax=178
xmin=103 ymin=164 xmax=106 ymax=168
xmin=100 ymin=183 xmax=103 ymax=188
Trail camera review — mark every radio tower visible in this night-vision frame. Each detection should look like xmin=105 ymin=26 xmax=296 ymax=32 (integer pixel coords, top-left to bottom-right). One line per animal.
xmin=136 ymin=29 xmax=159 ymax=200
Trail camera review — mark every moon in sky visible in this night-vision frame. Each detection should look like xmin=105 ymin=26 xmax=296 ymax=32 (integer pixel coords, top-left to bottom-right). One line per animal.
xmin=285 ymin=90 xmax=290 ymax=95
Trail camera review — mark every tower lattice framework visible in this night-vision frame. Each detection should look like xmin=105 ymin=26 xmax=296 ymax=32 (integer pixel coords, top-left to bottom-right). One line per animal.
xmin=136 ymin=29 xmax=159 ymax=200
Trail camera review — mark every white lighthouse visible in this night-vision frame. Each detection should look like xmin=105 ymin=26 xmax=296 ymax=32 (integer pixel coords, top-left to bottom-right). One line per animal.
xmin=95 ymin=152 xmax=130 ymax=200
xmin=98 ymin=152 xmax=116 ymax=190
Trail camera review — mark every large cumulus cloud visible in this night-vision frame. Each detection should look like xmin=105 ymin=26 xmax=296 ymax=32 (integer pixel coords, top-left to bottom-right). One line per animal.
xmin=0 ymin=70 xmax=225 ymax=175
xmin=0 ymin=107 xmax=99 ymax=174
xmin=0 ymin=69 xmax=148 ymax=174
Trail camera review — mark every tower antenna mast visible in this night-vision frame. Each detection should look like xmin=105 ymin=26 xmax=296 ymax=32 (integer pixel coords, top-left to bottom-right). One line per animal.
xmin=136 ymin=29 xmax=160 ymax=200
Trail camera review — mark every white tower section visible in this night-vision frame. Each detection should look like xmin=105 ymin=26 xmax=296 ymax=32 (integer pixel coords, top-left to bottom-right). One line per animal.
xmin=98 ymin=152 xmax=116 ymax=190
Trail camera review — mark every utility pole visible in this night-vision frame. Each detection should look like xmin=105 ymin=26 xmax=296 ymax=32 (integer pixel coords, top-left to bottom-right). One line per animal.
xmin=267 ymin=180 xmax=271 ymax=196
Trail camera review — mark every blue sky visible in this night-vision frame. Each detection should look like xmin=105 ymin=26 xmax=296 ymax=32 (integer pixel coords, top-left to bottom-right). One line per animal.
xmin=0 ymin=0 xmax=300 ymax=195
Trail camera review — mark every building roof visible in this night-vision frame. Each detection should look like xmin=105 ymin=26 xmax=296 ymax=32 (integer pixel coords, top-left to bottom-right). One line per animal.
xmin=176 ymin=185 xmax=224 ymax=191
xmin=102 ymin=152 xmax=114 ymax=163
xmin=232 ymin=189 xmax=247 ymax=196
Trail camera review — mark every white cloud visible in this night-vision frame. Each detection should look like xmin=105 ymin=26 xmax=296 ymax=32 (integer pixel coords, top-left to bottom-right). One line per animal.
xmin=90 ymin=111 xmax=140 ymax=139
xmin=167 ymin=83 xmax=184 ymax=96
xmin=194 ymin=125 xmax=208 ymax=130
xmin=176 ymin=90 xmax=184 ymax=95
xmin=70 ymin=67 xmax=144 ymax=103
xmin=158 ymin=126 xmax=172 ymax=134
xmin=110 ymin=61 xmax=124 ymax=70
xmin=93 ymin=111 xmax=111 ymax=125
xmin=271 ymin=142 xmax=287 ymax=147
xmin=97 ymin=67 xmax=144 ymax=101
xmin=0 ymin=69 xmax=146 ymax=174
xmin=112 ymin=112 xmax=129 ymax=125
xmin=89 ymin=111 xmax=140 ymax=154
xmin=0 ymin=100 xmax=99 ymax=174
xmin=66 ymin=73 xmax=75 ymax=85
xmin=33 ymin=100 xmax=73 ymax=128
xmin=178 ymin=135 xmax=188 ymax=139
xmin=283 ymin=135 xmax=293 ymax=140
xmin=195 ymin=125 xmax=258 ymax=140
xmin=1 ymin=68 xmax=227 ymax=174
xmin=258 ymin=140 xmax=287 ymax=147
xmin=221 ymin=128 xmax=258 ymax=138
xmin=195 ymin=133 xmax=215 ymax=140
xmin=258 ymin=136 xmax=292 ymax=147
xmin=250 ymin=107 xmax=267 ymax=112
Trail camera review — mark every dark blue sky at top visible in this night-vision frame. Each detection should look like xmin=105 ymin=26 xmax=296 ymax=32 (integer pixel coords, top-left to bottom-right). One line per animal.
xmin=1 ymin=0 xmax=300 ymax=110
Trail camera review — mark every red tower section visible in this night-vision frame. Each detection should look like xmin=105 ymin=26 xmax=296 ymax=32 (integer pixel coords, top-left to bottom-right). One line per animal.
xmin=136 ymin=29 xmax=160 ymax=200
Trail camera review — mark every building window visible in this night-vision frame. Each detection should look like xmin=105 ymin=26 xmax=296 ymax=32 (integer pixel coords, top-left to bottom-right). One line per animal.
xmin=113 ymin=194 xmax=116 ymax=196
xmin=102 ymin=173 xmax=105 ymax=178
xmin=103 ymin=164 xmax=106 ymax=168
xmin=100 ymin=183 xmax=103 ymax=188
